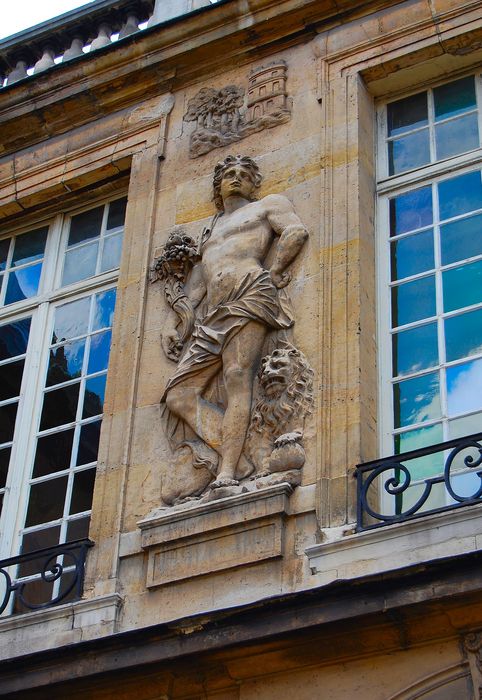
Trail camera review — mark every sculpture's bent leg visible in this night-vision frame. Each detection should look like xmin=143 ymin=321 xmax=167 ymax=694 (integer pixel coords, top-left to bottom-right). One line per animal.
xmin=164 ymin=362 xmax=223 ymax=452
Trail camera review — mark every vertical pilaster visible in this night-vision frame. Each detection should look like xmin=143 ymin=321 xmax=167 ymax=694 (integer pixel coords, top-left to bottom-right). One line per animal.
xmin=317 ymin=64 xmax=377 ymax=529
xmin=85 ymin=98 xmax=174 ymax=600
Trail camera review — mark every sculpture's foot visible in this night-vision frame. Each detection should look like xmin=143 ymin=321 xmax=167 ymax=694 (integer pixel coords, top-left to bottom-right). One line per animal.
xmin=172 ymin=495 xmax=202 ymax=506
xmin=210 ymin=474 xmax=239 ymax=489
xmin=250 ymin=469 xmax=270 ymax=480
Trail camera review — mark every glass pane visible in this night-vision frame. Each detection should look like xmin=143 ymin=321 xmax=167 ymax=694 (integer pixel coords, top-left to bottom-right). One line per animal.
xmin=389 ymin=129 xmax=430 ymax=175
xmin=396 ymin=481 xmax=446 ymax=517
xmin=445 ymin=307 xmax=482 ymax=362
xmin=12 ymin=227 xmax=48 ymax=267
xmin=395 ymin=423 xmax=443 ymax=452
xmin=32 ymin=428 xmax=75 ymax=478
xmin=69 ymin=468 xmax=96 ymax=514
xmin=447 ymin=357 xmax=482 ymax=417
xmin=449 ymin=412 xmax=482 ymax=439
xmin=0 ymin=317 xmax=31 ymax=360
xmin=392 ymin=322 xmax=438 ymax=376
xmin=13 ymin=578 xmax=54 ymax=614
xmin=395 ymin=424 xmax=444 ymax=479
xmin=443 ymin=260 xmax=482 ymax=312
xmin=438 ymin=170 xmax=482 ymax=221
xmin=5 ymin=263 xmax=42 ymax=304
xmin=389 ymin=186 xmax=432 ymax=236
xmin=434 ymin=76 xmax=476 ymax=121
xmin=0 ymin=447 xmax=11 ymax=488
xmin=58 ymin=570 xmax=78 ymax=604
xmin=448 ymin=471 xmax=482 ymax=502
xmin=92 ymin=289 xmax=116 ymax=331
xmin=83 ymin=374 xmax=106 ymax=418
xmin=52 ymin=297 xmax=90 ymax=343
xmin=387 ymin=91 xmax=428 ymax=137
xmin=0 ymin=359 xmax=24 ymax=400
xmin=46 ymin=339 xmax=85 ymax=386
xmin=68 ymin=206 xmax=103 ymax=246
xmin=435 ymin=113 xmax=479 ymax=161
xmin=441 ymin=213 xmax=482 ymax=266
xmin=391 ymin=229 xmax=434 ymax=281
xmin=106 ymin=197 xmax=127 ymax=230
xmin=40 ymin=383 xmax=80 ymax=430
xmin=66 ymin=516 xmax=90 ymax=542
xmin=18 ymin=526 xmax=61 ymax=577
xmin=393 ymin=371 xmax=441 ymax=428
xmin=25 ymin=476 xmax=68 ymax=526
xmin=0 ymin=238 xmax=10 ymax=271
xmin=391 ymin=276 xmax=436 ymax=327
xmin=76 ymin=420 xmax=101 ymax=466
xmin=0 ymin=402 xmax=18 ymax=444
xmin=88 ymin=330 xmax=112 ymax=374
xmin=62 ymin=243 xmax=98 ymax=286
xmin=100 ymin=233 xmax=122 ymax=273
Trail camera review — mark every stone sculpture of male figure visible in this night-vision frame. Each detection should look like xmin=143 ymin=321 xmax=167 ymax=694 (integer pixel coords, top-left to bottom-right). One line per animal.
xmin=161 ymin=155 xmax=308 ymax=490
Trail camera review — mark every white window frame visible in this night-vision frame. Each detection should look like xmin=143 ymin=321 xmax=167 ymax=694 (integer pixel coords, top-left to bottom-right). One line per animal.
xmin=0 ymin=193 xmax=125 ymax=568
xmin=376 ymin=70 xmax=482 ymax=511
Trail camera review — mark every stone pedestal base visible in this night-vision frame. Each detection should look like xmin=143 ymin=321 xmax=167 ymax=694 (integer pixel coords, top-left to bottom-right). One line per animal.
xmin=138 ymin=483 xmax=292 ymax=588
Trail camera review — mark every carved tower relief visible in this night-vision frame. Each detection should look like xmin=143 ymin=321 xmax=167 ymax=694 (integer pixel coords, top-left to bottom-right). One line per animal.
xmin=183 ymin=61 xmax=292 ymax=158
xmin=152 ymin=155 xmax=313 ymax=506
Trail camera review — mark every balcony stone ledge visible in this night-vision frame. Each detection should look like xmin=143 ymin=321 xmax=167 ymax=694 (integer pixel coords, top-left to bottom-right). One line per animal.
xmin=305 ymin=504 xmax=482 ymax=586
xmin=0 ymin=592 xmax=123 ymax=661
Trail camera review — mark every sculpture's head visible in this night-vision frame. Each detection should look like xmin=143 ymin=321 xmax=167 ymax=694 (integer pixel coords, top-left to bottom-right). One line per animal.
xmin=213 ymin=155 xmax=262 ymax=211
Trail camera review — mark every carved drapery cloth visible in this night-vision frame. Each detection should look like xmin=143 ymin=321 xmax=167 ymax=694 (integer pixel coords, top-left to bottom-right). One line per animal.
xmin=161 ymin=269 xmax=293 ymax=400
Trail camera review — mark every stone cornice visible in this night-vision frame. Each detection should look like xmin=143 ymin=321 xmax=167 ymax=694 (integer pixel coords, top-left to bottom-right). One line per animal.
xmin=0 ymin=0 xmax=402 ymax=158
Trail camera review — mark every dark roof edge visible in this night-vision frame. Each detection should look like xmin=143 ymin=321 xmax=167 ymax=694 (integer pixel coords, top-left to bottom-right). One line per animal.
xmin=1 ymin=548 xmax=481 ymax=695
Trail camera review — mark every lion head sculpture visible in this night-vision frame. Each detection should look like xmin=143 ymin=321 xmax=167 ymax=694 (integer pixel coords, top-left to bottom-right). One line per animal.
xmin=248 ymin=344 xmax=314 ymax=437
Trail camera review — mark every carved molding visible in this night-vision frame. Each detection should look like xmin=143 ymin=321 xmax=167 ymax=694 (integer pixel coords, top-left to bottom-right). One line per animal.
xmin=464 ymin=632 xmax=482 ymax=699
xmin=184 ymin=61 xmax=292 ymax=158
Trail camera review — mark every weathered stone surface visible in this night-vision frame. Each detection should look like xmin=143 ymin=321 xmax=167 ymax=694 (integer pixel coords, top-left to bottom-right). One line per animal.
xmin=139 ymin=484 xmax=292 ymax=586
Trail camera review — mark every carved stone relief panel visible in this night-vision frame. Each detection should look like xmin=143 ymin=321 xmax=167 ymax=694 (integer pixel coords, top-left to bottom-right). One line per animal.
xmin=151 ymin=154 xmax=312 ymax=507
xmin=183 ymin=61 xmax=292 ymax=158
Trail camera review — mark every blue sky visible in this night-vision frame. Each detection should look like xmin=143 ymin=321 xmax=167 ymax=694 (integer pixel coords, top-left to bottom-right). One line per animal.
xmin=1 ymin=1 xmax=95 ymax=40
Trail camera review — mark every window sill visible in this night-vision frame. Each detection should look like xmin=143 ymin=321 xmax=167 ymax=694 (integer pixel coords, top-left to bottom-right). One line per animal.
xmin=305 ymin=503 xmax=482 ymax=584
xmin=0 ymin=592 xmax=123 ymax=661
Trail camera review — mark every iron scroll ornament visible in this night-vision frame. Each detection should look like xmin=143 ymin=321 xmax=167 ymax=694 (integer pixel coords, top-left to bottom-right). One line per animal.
xmin=0 ymin=539 xmax=93 ymax=615
xmin=356 ymin=433 xmax=482 ymax=530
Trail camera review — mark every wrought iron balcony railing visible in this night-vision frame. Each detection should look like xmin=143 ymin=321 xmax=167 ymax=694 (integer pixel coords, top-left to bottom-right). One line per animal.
xmin=0 ymin=539 xmax=93 ymax=616
xmin=356 ymin=432 xmax=482 ymax=531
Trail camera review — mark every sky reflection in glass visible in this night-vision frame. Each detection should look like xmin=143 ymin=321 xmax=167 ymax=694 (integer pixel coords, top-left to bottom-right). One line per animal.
xmin=446 ymin=357 xmax=482 ymax=417
xmin=393 ymin=371 xmax=440 ymax=428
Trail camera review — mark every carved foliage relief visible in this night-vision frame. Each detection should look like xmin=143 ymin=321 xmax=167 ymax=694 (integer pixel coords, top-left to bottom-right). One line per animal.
xmin=183 ymin=62 xmax=292 ymax=158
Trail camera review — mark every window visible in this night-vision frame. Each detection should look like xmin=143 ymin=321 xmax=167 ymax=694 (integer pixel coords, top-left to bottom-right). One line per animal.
xmin=0 ymin=196 xmax=126 ymax=611
xmin=378 ymin=73 xmax=482 ymax=510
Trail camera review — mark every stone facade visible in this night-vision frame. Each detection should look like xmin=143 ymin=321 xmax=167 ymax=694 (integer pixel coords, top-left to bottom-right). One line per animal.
xmin=1 ymin=0 xmax=482 ymax=698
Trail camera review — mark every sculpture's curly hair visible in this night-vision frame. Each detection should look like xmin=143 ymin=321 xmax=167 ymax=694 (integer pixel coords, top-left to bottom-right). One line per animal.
xmin=248 ymin=345 xmax=314 ymax=436
xmin=212 ymin=155 xmax=262 ymax=211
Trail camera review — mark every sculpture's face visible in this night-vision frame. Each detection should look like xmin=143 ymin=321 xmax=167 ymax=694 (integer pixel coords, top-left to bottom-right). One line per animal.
xmin=220 ymin=164 xmax=256 ymax=202
xmin=259 ymin=350 xmax=292 ymax=398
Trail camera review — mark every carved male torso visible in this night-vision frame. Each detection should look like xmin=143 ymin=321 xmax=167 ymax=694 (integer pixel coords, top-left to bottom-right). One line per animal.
xmin=201 ymin=195 xmax=286 ymax=308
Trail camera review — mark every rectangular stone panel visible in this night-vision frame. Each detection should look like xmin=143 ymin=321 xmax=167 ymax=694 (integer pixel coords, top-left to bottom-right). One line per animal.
xmin=146 ymin=519 xmax=282 ymax=587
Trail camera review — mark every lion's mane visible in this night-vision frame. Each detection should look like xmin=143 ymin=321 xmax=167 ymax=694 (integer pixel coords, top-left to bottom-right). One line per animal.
xmin=248 ymin=345 xmax=313 ymax=437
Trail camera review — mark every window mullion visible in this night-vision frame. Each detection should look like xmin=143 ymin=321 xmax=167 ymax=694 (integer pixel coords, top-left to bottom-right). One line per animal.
xmin=0 ymin=302 xmax=50 ymax=560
